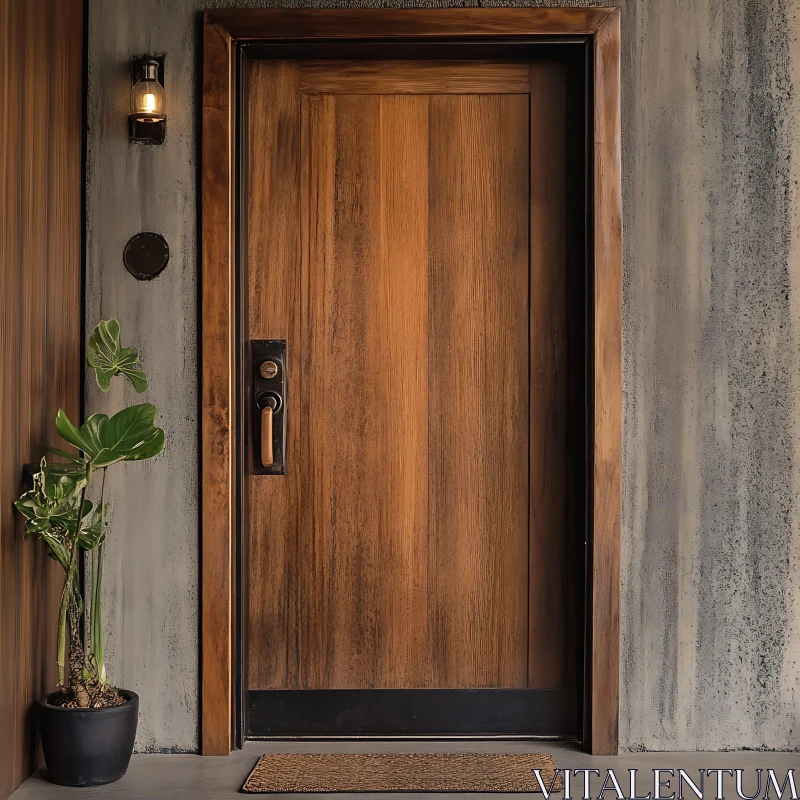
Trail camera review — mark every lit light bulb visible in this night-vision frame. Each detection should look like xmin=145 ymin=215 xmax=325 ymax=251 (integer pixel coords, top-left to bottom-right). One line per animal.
xmin=142 ymin=93 xmax=157 ymax=114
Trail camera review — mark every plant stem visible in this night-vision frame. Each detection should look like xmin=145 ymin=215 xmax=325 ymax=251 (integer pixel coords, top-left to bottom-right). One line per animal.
xmin=59 ymin=534 xmax=81 ymax=686
xmin=56 ymin=571 xmax=70 ymax=685
xmin=90 ymin=469 xmax=107 ymax=684
xmin=62 ymin=479 xmax=88 ymax=690
xmin=57 ymin=479 xmax=85 ymax=686
xmin=67 ymin=569 xmax=90 ymax=706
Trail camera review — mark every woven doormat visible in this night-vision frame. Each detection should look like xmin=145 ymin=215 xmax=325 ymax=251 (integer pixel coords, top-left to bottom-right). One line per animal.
xmin=241 ymin=752 xmax=562 ymax=793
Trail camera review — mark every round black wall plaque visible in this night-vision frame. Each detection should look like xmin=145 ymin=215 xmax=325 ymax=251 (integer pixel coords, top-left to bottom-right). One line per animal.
xmin=123 ymin=232 xmax=169 ymax=280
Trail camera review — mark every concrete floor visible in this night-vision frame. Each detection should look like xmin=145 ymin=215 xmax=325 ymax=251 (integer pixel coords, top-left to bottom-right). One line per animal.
xmin=11 ymin=740 xmax=799 ymax=799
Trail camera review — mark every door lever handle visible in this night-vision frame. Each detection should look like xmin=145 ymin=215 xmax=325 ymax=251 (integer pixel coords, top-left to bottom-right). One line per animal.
xmin=258 ymin=392 xmax=281 ymax=469
xmin=261 ymin=405 xmax=273 ymax=467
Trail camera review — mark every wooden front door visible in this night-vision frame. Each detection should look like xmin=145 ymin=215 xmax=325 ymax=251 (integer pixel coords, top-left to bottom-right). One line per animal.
xmin=242 ymin=56 xmax=584 ymax=736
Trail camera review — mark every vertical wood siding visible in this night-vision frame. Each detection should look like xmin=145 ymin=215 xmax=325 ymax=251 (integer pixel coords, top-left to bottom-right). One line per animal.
xmin=0 ymin=0 xmax=84 ymax=796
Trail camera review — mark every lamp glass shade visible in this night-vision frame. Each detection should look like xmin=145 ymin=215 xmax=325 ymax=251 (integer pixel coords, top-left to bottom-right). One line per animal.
xmin=130 ymin=79 xmax=165 ymax=122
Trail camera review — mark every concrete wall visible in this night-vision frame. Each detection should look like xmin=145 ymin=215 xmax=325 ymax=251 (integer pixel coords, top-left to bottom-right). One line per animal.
xmin=86 ymin=0 xmax=800 ymax=752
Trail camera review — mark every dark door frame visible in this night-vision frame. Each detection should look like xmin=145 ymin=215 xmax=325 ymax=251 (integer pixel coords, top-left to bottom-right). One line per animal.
xmin=200 ymin=7 xmax=622 ymax=756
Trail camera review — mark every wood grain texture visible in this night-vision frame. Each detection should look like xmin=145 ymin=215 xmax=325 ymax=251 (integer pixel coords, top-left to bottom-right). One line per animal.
xmin=300 ymin=61 xmax=530 ymax=94
xmin=201 ymin=15 xmax=234 ymax=756
xmin=426 ymin=94 xmax=530 ymax=688
xmin=302 ymin=93 xmax=528 ymax=689
xmin=376 ymin=96 xmax=431 ymax=688
xmin=248 ymin=75 xmax=533 ymax=690
xmin=304 ymin=90 xmax=527 ymax=688
xmin=589 ymin=9 xmax=622 ymax=756
xmin=207 ymin=8 xmax=616 ymax=39
xmin=0 ymin=0 xmax=83 ymax=796
xmin=295 ymin=94 xmax=435 ymax=688
xmin=301 ymin=93 xmax=386 ymax=688
xmin=527 ymin=62 xmax=570 ymax=690
xmin=246 ymin=60 xmax=301 ymax=692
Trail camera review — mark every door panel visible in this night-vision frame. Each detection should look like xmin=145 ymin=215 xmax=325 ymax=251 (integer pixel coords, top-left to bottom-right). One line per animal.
xmin=245 ymin=61 xmax=301 ymax=690
xmin=299 ymin=92 xmax=433 ymax=689
xmin=298 ymin=60 xmax=530 ymax=93
xmin=426 ymin=94 xmax=530 ymax=688
xmin=245 ymin=59 xmax=574 ymax=703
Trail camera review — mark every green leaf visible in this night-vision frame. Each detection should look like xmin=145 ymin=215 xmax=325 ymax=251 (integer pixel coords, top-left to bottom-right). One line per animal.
xmin=86 ymin=319 xmax=148 ymax=393
xmin=56 ymin=404 xmax=164 ymax=468
xmin=43 ymin=445 xmax=87 ymax=465
xmin=55 ymin=409 xmax=91 ymax=453
xmin=46 ymin=461 xmax=89 ymax=478
xmin=77 ymin=505 xmax=106 ymax=551
xmin=13 ymin=462 xmax=88 ymax=568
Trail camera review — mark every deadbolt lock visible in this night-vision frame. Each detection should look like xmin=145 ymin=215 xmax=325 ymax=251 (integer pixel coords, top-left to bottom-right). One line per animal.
xmin=259 ymin=360 xmax=279 ymax=380
xmin=252 ymin=341 xmax=286 ymax=475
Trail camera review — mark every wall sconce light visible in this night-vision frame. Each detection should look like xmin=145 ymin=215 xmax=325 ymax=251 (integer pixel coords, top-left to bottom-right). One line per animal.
xmin=129 ymin=56 xmax=165 ymax=145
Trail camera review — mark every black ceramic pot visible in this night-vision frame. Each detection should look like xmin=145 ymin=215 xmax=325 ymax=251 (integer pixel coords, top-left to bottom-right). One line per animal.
xmin=37 ymin=690 xmax=139 ymax=787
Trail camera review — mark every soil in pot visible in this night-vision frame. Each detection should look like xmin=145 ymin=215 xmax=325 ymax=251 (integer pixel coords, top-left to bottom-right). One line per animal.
xmin=37 ymin=689 xmax=139 ymax=786
xmin=49 ymin=681 xmax=127 ymax=709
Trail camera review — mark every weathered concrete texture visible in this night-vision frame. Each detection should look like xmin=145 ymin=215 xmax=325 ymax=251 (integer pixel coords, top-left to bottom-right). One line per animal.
xmin=86 ymin=0 xmax=800 ymax=752
xmin=620 ymin=0 xmax=800 ymax=750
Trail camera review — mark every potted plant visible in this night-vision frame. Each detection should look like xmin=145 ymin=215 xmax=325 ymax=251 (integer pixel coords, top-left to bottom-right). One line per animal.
xmin=14 ymin=319 xmax=164 ymax=787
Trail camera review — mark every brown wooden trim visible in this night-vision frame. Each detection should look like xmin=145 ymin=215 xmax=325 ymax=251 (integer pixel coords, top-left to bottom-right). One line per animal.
xmin=207 ymin=8 xmax=616 ymax=39
xmin=201 ymin=16 xmax=235 ymax=756
xmin=201 ymin=7 xmax=622 ymax=756
xmin=589 ymin=8 xmax=622 ymax=756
